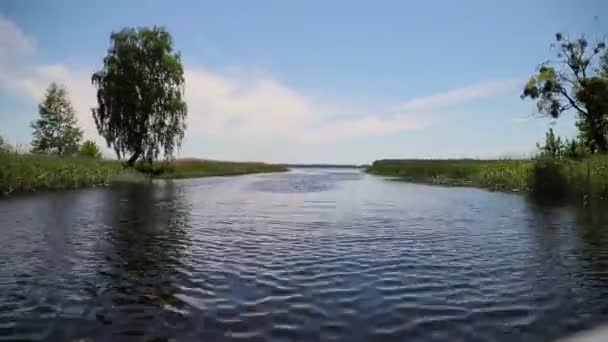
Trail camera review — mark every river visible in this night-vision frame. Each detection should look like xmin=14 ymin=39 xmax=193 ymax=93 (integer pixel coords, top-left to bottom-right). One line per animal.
xmin=1 ymin=168 xmax=608 ymax=341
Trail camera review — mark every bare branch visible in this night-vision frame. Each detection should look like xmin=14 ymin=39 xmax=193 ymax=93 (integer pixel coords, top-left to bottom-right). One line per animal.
xmin=558 ymin=88 xmax=587 ymax=116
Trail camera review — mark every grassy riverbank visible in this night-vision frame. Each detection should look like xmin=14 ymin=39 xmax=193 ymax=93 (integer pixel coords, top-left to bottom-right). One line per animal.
xmin=0 ymin=153 xmax=286 ymax=196
xmin=367 ymin=156 xmax=608 ymax=201
xmin=0 ymin=152 xmax=141 ymax=195
xmin=139 ymin=158 xmax=288 ymax=178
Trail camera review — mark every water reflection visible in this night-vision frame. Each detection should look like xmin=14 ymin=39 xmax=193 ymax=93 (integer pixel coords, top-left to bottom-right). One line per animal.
xmin=571 ymin=202 xmax=608 ymax=292
xmin=523 ymin=197 xmax=608 ymax=336
xmin=91 ymin=182 xmax=193 ymax=339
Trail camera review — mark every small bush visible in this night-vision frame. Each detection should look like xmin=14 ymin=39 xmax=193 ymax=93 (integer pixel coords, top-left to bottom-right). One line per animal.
xmin=0 ymin=135 xmax=7 ymax=153
xmin=529 ymin=158 xmax=568 ymax=199
xmin=134 ymin=160 xmax=174 ymax=176
xmin=79 ymin=140 xmax=102 ymax=159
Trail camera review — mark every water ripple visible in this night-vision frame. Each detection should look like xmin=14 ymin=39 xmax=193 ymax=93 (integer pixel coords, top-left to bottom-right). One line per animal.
xmin=1 ymin=169 xmax=608 ymax=341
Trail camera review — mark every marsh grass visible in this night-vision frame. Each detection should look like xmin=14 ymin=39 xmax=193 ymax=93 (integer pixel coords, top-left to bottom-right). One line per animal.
xmin=529 ymin=156 xmax=608 ymax=201
xmin=0 ymin=151 xmax=141 ymax=196
xmin=137 ymin=158 xmax=287 ymax=179
xmin=368 ymin=156 xmax=608 ymax=202
xmin=0 ymin=153 xmax=286 ymax=196
xmin=368 ymin=159 xmax=533 ymax=190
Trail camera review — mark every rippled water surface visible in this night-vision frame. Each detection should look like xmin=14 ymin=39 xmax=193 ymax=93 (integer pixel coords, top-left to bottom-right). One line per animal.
xmin=2 ymin=168 xmax=608 ymax=341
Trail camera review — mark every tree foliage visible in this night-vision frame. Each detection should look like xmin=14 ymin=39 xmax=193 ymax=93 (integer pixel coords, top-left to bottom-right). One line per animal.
xmin=601 ymin=49 xmax=608 ymax=78
xmin=537 ymin=128 xmax=563 ymax=159
xmin=562 ymin=138 xmax=589 ymax=159
xmin=91 ymin=26 xmax=187 ymax=166
xmin=79 ymin=140 xmax=102 ymax=159
xmin=30 ymin=82 xmax=83 ymax=155
xmin=537 ymin=128 xmax=590 ymax=160
xmin=0 ymin=135 xmax=8 ymax=153
xmin=522 ymin=33 xmax=608 ymax=152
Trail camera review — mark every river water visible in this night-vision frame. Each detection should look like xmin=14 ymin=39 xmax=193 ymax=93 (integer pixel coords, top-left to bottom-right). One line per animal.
xmin=1 ymin=168 xmax=608 ymax=341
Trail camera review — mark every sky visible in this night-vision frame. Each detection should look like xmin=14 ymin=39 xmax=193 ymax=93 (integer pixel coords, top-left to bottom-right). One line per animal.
xmin=0 ymin=0 xmax=606 ymax=164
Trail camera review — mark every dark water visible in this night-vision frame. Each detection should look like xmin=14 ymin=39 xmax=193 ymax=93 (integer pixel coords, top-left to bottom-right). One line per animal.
xmin=2 ymin=168 xmax=608 ymax=341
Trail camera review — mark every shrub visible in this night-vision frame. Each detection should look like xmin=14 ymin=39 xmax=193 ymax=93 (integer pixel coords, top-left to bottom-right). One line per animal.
xmin=0 ymin=135 xmax=7 ymax=153
xmin=79 ymin=140 xmax=102 ymax=159
xmin=134 ymin=160 xmax=174 ymax=176
xmin=529 ymin=158 xmax=568 ymax=199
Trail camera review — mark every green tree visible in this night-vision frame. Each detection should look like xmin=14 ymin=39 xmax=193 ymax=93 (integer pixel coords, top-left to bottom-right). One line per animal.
xmin=522 ymin=33 xmax=608 ymax=152
xmin=537 ymin=128 xmax=563 ymax=159
xmin=562 ymin=138 xmax=589 ymax=159
xmin=30 ymin=82 xmax=83 ymax=155
xmin=91 ymin=26 xmax=188 ymax=167
xmin=601 ymin=49 xmax=608 ymax=77
xmin=0 ymin=135 xmax=8 ymax=153
xmin=79 ymin=140 xmax=102 ymax=158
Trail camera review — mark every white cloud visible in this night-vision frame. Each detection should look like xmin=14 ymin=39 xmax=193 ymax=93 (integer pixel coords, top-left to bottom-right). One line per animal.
xmin=1 ymin=63 xmax=427 ymax=146
xmin=0 ymin=15 xmax=521 ymax=156
xmin=400 ymin=79 xmax=523 ymax=112
xmin=1 ymin=61 xmax=521 ymax=147
xmin=0 ymin=16 xmax=35 ymax=60
xmin=184 ymin=66 xmax=429 ymax=143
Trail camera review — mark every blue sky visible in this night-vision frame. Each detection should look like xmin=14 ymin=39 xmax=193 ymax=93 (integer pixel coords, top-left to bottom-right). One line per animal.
xmin=0 ymin=0 xmax=605 ymax=163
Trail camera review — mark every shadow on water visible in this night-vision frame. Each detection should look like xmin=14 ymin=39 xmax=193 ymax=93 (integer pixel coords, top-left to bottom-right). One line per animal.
xmin=570 ymin=202 xmax=608 ymax=287
xmin=523 ymin=195 xmax=608 ymax=336
xmin=526 ymin=195 xmax=608 ymax=253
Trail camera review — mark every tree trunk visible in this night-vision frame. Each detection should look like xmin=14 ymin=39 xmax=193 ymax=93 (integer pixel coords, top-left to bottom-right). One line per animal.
xmin=592 ymin=123 xmax=607 ymax=152
xmin=127 ymin=151 xmax=141 ymax=167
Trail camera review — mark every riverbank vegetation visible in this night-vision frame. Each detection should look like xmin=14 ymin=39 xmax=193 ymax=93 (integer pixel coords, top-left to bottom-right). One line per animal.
xmin=367 ymin=156 xmax=608 ymax=201
xmin=0 ymin=148 xmax=286 ymax=196
xmin=368 ymin=126 xmax=608 ymax=202
xmin=135 ymin=158 xmax=287 ymax=178
xmin=0 ymin=151 xmax=140 ymax=196
xmin=368 ymin=159 xmax=534 ymax=191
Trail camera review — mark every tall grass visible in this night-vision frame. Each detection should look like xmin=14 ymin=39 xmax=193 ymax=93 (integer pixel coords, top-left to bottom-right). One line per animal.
xmin=0 ymin=152 xmax=287 ymax=196
xmin=367 ymin=156 xmax=608 ymax=201
xmin=136 ymin=158 xmax=287 ymax=178
xmin=368 ymin=159 xmax=534 ymax=190
xmin=0 ymin=152 xmax=140 ymax=195
xmin=529 ymin=156 xmax=608 ymax=201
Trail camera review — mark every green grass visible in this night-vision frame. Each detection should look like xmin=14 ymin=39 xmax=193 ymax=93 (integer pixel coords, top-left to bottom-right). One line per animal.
xmin=367 ymin=156 xmax=608 ymax=201
xmin=0 ymin=152 xmax=142 ymax=196
xmin=0 ymin=153 xmax=287 ymax=196
xmin=137 ymin=158 xmax=288 ymax=179
xmin=368 ymin=159 xmax=534 ymax=190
